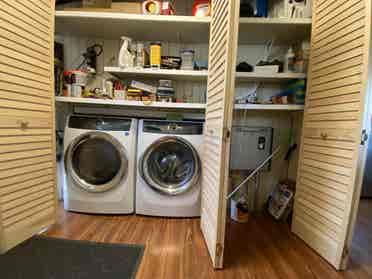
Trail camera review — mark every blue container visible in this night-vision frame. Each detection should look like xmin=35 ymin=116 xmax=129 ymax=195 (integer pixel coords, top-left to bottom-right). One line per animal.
xmin=256 ymin=0 xmax=268 ymax=17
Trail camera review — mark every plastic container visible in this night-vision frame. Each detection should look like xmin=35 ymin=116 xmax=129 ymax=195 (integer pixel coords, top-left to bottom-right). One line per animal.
xmin=142 ymin=0 xmax=162 ymax=15
xmin=119 ymin=36 xmax=134 ymax=68
xmin=159 ymin=79 xmax=172 ymax=88
xmin=161 ymin=1 xmax=175 ymax=15
xmin=71 ymin=84 xmax=82 ymax=97
xmin=284 ymin=47 xmax=295 ymax=72
xmin=180 ymin=49 xmax=195 ymax=70
xmin=150 ymin=42 xmax=162 ymax=68
xmin=63 ymin=71 xmax=72 ymax=97
xmin=135 ymin=42 xmax=146 ymax=68
xmin=114 ymin=90 xmax=126 ymax=100
xmin=256 ymin=0 xmax=268 ymax=17
xmin=230 ymin=197 xmax=250 ymax=223
xmin=292 ymin=41 xmax=310 ymax=73
xmin=70 ymin=70 xmax=88 ymax=86
xmin=192 ymin=0 xmax=211 ymax=17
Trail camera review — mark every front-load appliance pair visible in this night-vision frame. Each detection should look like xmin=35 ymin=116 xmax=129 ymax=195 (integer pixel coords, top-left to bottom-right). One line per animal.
xmin=64 ymin=116 xmax=203 ymax=217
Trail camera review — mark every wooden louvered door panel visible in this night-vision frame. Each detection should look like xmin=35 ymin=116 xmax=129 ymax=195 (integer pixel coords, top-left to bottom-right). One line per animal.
xmin=200 ymin=0 xmax=240 ymax=269
xmin=0 ymin=0 xmax=56 ymax=253
xmin=292 ymin=0 xmax=371 ymax=270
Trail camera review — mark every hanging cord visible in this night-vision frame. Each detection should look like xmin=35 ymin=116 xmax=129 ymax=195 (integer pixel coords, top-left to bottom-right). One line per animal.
xmin=258 ymin=39 xmax=275 ymax=64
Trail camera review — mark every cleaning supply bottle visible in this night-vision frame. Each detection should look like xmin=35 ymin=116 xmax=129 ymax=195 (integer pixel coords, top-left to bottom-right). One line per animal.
xmin=119 ymin=36 xmax=134 ymax=68
xmin=256 ymin=0 xmax=268 ymax=17
xmin=284 ymin=47 xmax=295 ymax=72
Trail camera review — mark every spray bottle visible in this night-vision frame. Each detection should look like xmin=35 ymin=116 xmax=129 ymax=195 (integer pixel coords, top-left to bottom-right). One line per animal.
xmin=118 ymin=36 xmax=134 ymax=68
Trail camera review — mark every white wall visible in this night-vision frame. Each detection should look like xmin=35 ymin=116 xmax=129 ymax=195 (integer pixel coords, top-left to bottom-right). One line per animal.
xmin=57 ymin=35 xmax=208 ymax=103
xmin=56 ymin=34 xmax=302 ymax=210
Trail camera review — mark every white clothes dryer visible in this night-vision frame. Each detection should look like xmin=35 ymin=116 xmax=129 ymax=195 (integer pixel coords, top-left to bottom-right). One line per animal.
xmin=136 ymin=119 xmax=203 ymax=217
xmin=63 ymin=115 xmax=137 ymax=214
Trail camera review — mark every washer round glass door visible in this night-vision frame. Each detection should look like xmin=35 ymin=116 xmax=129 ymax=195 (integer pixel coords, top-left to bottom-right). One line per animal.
xmin=140 ymin=137 xmax=200 ymax=195
xmin=66 ymin=132 xmax=128 ymax=192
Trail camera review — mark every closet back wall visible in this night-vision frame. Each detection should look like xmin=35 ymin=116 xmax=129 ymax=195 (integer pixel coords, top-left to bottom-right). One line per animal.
xmin=233 ymin=44 xmax=303 ymax=209
xmin=56 ymin=30 xmax=304 ymax=210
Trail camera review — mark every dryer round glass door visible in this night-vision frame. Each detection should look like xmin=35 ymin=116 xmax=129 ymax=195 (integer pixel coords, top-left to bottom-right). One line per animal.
xmin=140 ymin=137 xmax=200 ymax=195
xmin=65 ymin=132 xmax=128 ymax=192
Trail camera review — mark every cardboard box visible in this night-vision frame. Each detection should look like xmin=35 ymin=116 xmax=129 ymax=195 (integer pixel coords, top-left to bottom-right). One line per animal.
xmin=111 ymin=2 xmax=142 ymax=14
xmin=83 ymin=0 xmax=112 ymax=8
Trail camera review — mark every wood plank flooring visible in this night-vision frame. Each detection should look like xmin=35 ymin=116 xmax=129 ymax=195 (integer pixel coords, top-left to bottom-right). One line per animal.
xmin=45 ymin=200 xmax=372 ymax=279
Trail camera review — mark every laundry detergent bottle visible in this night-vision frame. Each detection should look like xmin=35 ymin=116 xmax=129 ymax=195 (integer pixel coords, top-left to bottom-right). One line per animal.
xmin=119 ymin=36 xmax=134 ymax=68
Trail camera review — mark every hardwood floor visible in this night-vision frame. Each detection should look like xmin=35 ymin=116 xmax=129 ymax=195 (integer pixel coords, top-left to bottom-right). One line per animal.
xmin=45 ymin=200 xmax=372 ymax=279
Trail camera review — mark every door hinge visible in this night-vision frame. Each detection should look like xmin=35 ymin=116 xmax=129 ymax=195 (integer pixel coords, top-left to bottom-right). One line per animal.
xmin=342 ymin=246 xmax=349 ymax=260
xmin=223 ymin=128 xmax=231 ymax=141
xmin=361 ymin=129 xmax=369 ymax=145
xmin=216 ymin=243 xmax=224 ymax=257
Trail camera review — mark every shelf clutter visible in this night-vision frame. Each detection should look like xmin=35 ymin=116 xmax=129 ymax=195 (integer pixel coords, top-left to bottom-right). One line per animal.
xmin=55 ymin=11 xmax=210 ymax=43
xmin=55 ymin=0 xmax=310 ymax=112
xmin=238 ymin=17 xmax=311 ymax=44
xmin=55 ymin=11 xmax=311 ymax=44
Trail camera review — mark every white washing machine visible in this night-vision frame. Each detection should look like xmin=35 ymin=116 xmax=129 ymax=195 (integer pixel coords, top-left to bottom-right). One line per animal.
xmin=136 ymin=119 xmax=203 ymax=217
xmin=63 ymin=115 xmax=137 ymax=214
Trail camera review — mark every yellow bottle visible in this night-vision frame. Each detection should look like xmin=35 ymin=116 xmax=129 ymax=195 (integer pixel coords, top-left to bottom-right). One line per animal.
xmin=150 ymin=42 xmax=161 ymax=68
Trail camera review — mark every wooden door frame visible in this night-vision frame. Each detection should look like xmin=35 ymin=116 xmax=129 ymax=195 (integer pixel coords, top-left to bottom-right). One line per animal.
xmin=200 ymin=0 xmax=241 ymax=268
xmin=0 ymin=0 xmax=57 ymax=253
xmin=292 ymin=0 xmax=372 ymax=270
xmin=341 ymin=13 xmax=372 ymax=267
xmin=51 ymin=0 xmax=58 ymax=228
xmin=213 ymin=0 xmax=241 ymax=268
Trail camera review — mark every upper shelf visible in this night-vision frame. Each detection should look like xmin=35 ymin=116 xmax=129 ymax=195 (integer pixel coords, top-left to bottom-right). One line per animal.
xmin=234 ymin=104 xmax=304 ymax=110
xmin=239 ymin=17 xmax=312 ymax=44
xmin=55 ymin=96 xmax=206 ymax=110
xmin=55 ymin=11 xmax=210 ymax=43
xmin=236 ymin=71 xmax=306 ymax=81
xmin=104 ymin=67 xmax=208 ymax=81
xmin=105 ymin=67 xmax=306 ymax=81
xmin=56 ymin=97 xmax=304 ymax=112
xmin=55 ymin=11 xmax=311 ymax=44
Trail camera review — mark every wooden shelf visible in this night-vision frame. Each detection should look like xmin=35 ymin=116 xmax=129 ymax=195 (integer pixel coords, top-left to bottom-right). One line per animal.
xmin=55 ymin=11 xmax=210 ymax=43
xmin=239 ymin=17 xmax=312 ymax=44
xmin=105 ymin=67 xmax=305 ymax=81
xmin=236 ymin=72 xmax=306 ymax=81
xmin=56 ymin=97 xmax=303 ymax=112
xmin=105 ymin=67 xmax=208 ymax=81
xmin=55 ymin=96 xmax=206 ymax=110
xmin=234 ymin=104 xmax=304 ymax=111
xmin=55 ymin=12 xmax=310 ymax=45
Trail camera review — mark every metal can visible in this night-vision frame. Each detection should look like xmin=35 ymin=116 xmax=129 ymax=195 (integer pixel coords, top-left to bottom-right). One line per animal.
xmin=150 ymin=42 xmax=161 ymax=68
xmin=71 ymin=84 xmax=82 ymax=98
xmin=136 ymin=42 xmax=145 ymax=68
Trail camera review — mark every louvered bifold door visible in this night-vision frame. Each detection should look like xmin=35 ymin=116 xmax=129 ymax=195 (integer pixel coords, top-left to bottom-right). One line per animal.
xmin=292 ymin=0 xmax=371 ymax=270
xmin=200 ymin=0 xmax=240 ymax=269
xmin=0 ymin=0 xmax=57 ymax=253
